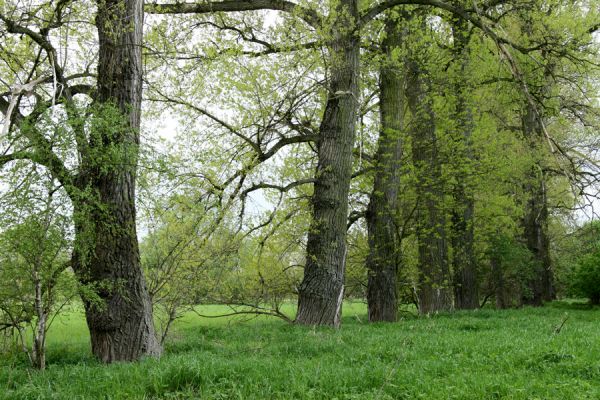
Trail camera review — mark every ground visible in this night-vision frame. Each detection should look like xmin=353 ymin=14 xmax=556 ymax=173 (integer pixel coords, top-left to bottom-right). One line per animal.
xmin=1 ymin=301 xmax=599 ymax=399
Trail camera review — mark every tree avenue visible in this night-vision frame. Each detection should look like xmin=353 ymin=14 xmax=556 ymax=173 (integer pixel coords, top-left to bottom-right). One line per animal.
xmin=0 ymin=0 xmax=599 ymax=369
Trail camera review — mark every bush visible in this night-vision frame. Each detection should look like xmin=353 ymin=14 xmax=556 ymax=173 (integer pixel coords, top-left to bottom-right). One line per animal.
xmin=570 ymin=251 xmax=600 ymax=305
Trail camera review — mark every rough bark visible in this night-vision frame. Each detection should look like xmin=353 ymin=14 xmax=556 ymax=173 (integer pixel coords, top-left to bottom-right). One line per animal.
xmin=405 ymin=15 xmax=452 ymax=314
xmin=521 ymin=107 xmax=555 ymax=306
xmin=295 ymin=0 xmax=359 ymax=327
xmin=70 ymin=0 xmax=161 ymax=362
xmin=366 ymin=16 xmax=405 ymax=323
xmin=449 ymin=15 xmax=479 ymax=310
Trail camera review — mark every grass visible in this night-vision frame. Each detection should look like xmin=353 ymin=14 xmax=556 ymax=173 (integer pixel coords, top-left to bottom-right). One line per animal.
xmin=1 ymin=301 xmax=600 ymax=399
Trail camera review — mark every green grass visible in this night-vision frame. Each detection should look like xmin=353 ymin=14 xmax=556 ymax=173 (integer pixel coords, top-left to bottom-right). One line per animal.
xmin=1 ymin=301 xmax=600 ymax=399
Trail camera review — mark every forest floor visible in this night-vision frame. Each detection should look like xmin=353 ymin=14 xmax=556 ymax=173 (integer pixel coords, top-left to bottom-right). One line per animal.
xmin=1 ymin=301 xmax=599 ymax=399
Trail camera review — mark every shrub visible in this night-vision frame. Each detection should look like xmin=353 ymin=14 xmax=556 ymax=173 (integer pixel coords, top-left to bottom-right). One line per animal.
xmin=570 ymin=250 xmax=600 ymax=305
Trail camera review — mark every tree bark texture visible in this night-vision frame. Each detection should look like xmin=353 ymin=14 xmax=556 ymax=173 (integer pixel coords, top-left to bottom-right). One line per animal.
xmin=449 ymin=16 xmax=479 ymax=310
xmin=521 ymin=107 xmax=555 ymax=306
xmin=71 ymin=0 xmax=161 ymax=362
xmin=296 ymin=0 xmax=359 ymax=327
xmin=405 ymin=15 xmax=452 ymax=314
xmin=366 ymin=15 xmax=405 ymax=323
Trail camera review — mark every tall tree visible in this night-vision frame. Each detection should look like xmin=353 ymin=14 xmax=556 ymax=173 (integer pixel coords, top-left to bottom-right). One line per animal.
xmin=72 ymin=0 xmax=161 ymax=361
xmin=518 ymin=10 xmax=557 ymax=306
xmin=365 ymin=13 xmax=405 ymax=322
xmin=405 ymin=12 xmax=452 ymax=313
xmin=295 ymin=0 xmax=360 ymax=326
xmin=147 ymin=0 xmax=359 ymax=326
xmin=0 ymin=0 xmax=161 ymax=362
xmin=448 ymin=14 xmax=479 ymax=309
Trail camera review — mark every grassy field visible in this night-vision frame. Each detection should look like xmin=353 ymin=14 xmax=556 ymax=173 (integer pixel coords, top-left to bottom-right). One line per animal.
xmin=1 ymin=301 xmax=599 ymax=399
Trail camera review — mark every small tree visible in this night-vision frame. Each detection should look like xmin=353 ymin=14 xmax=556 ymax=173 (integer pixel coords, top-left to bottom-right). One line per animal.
xmin=0 ymin=193 xmax=76 ymax=369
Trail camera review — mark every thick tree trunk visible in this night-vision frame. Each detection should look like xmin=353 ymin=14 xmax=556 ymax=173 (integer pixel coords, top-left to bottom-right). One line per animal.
xmin=405 ymin=16 xmax=452 ymax=314
xmin=71 ymin=0 xmax=161 ymax=362
xmin=366 ymin=16 xmax=404 ymax=323
xmin=521 ymin=107 xmax=555 ymax=306
xmin=296 ymin=0 xmax=359 ymax=327
xmin=449 ymin=16 xmax=479 ymax=310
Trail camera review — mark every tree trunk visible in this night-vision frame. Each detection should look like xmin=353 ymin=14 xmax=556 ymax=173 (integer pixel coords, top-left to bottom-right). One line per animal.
xmin=521 ymin=107 xmax=555 ymax=306
xmin=366 ymin=15 xmax=404 ymax=323
xmin=296 ymin=0 xmax=359 ymax=327
xmin=33 ymin=272 xmax=46 ymax=370
xmin=518 ymin=16 xmax=555 ymax=307
xmin=405 ymin=15 xmax=452 ymax=314
xmin=491 ymin=250 xmax=507 ymax=309
xmin=71 ymin=0 xmax=161 ymax=362
xmin=449 ymin=16 xmax=479 ymax=310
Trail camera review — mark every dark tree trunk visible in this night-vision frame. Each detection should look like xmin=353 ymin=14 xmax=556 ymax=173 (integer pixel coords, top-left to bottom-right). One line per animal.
xmin=366 ymin=16 xmax=404 ymax=323
xmin=449 ymin=16 xmax=479 ymax=310
xmin=405 ymin=15 xmax=452 ymax=314
xmin=296 ymin=0 xmax=359 ymax=327
xmin=521 ymin=107 xmax=555 ymax=307
xmin=518 ymin=16 xmax=555 ymax=307
xmin=491 ymin=251 xmax=508 ymax=309
xmin=71 ymin=0 xmax=161 ymax=362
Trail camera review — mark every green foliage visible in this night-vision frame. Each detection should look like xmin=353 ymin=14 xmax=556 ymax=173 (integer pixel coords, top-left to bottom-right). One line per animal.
xmin=563 ymin=221 xmax=600 ymax=305
xmin=0 ymin=209 xmax=77 ymax=365
xmin=570 ymin=250 xmax=600 ymax=305
xmin=483 ymin=234 xmax=535 ymax=307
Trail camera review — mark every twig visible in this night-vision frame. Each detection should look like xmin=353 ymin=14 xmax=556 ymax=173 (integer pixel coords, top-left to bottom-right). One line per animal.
xmin=553 ymin=313 xmax=569 ymax=335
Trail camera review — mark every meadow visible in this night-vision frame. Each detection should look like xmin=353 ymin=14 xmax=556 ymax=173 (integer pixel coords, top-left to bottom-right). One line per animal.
xmin=1 ymin=302 xmax=599 ymax=399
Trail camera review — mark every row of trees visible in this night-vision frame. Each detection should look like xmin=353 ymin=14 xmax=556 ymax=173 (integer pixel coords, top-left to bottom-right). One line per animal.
xmin=0 ymin=0 xmax=599 ymax=366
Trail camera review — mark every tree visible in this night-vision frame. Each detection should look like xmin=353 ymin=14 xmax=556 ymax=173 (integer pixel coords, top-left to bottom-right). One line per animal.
xmin=0 ymin=0 xmax=161 ymax=362
xmin=147 ymin=0 xmax=359 ymax=326
xmin=404 ymin=10 xmax=452 ymax=313
xmin=0 ymin=178 xmax=76 ymax=370
xmin=365 ymin=12 xmax=405 ymax=322
xmin=517 ymin=11 xmax=556 ymax=306
xmin=294 ymin=0 xmax=360 ymax=326
xmin=448 ymin=12 xmax=479 ymax=310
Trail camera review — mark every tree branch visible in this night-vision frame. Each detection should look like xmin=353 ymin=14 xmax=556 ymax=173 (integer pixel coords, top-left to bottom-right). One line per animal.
xmin=146 ymin=0 xmax=323 ymax=28
xmin=360 ymin=0 xmax=531 ymax=54
xmin=0 ymin=149 xmax=74 ymax=194
xmin=241 ymin=177 xmax=316 ymax=198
